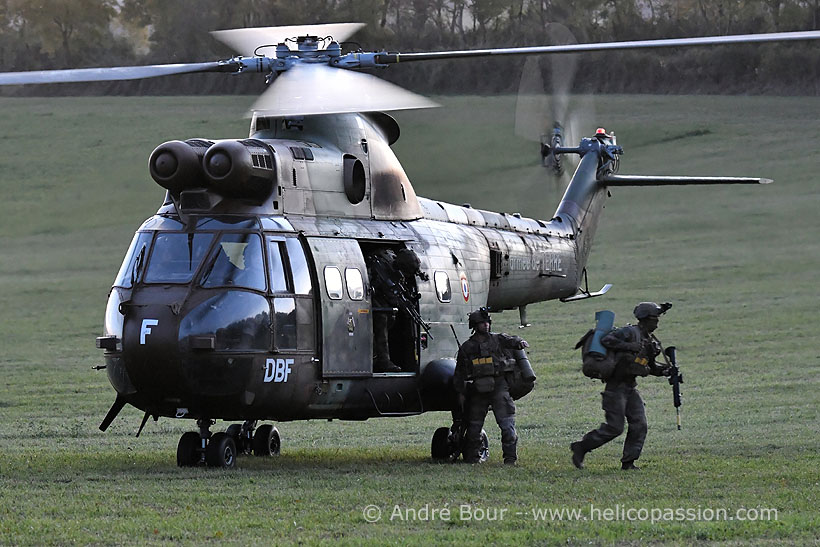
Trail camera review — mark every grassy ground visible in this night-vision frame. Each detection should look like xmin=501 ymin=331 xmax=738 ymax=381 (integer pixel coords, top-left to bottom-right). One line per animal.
xmin=0 ymin=95 xmax=818 ymax=545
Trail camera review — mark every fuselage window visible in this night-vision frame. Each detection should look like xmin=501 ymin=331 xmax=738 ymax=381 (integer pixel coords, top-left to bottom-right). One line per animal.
xmin=114 ymin=231 xmax=152 ymax=288
xmin=345 ymin=268 xmax=364 ymax=300
xmin=267 ymin=239 xmax=288 ymax=293
xmin=273 ymin=297 xmax=297 ymax=349
xmin=324 ymin=266 xmax=343 ymax=300
xmin=285 ymin=238 xmax=312 ymax=295
xmin=434 ymin=270 xmax=452 ymax=303
xmin=144 ymin=232 xmax=214 ymax=284
xmin=201 ymin=232 xmax=266 ymax=291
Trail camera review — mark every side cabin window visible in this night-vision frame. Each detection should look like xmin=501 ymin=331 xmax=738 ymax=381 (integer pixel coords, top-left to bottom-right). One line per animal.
xmin=201 ymin=233 xmax=266 ymax=291
xmin=345 ymin=268 xmax=364 ymax=300
xmin=324 ymin=266 xmax=343 ymax=300
xmin=144 ymin=232 xmax=214 ymax=284
xmin=434 ymin=271 xmax=452 ymax=303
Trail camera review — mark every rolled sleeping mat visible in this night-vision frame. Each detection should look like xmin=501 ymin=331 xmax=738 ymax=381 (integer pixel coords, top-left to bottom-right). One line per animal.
xmin=509 ymin=348 xmax=536 ymax=401
xmin=513 ymin=348 xmax=536 ymax=382
xmin=589 ymin=310 xmax=615 ymax=357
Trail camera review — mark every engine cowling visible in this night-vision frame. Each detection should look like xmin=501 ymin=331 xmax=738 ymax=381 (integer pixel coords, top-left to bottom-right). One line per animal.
xmin=202 ymin=139 xmax=276 ymax=201
xmin=148 ymin=139 xmax=213 ymax=194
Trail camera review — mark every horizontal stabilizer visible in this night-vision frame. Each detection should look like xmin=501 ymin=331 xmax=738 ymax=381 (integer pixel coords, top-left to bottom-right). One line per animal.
xmin=561 ymin=283 xmax=613 ymax=303
xmin=601 ymin=175 xmax=772 ymax=186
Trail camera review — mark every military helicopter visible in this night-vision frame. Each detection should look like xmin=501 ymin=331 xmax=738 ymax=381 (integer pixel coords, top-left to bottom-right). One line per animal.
xmin=2 ymin=23 xmax=818 ymax=468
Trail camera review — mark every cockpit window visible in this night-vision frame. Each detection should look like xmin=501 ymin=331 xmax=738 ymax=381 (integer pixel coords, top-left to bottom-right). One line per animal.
xmin=179 ymin=292 xmax=270 ymax=351
xmin=201 ymin=233 xmax=266 ymax=291
xmin=144 ymin=232 xmax=214 ymax=284
xmin=267 ymin=239 xmax=288 ymax=293
xmin=114 ymin=232 xmax=153 ymax=288
xmin=286 ymin=238 xmax=312 ymax=295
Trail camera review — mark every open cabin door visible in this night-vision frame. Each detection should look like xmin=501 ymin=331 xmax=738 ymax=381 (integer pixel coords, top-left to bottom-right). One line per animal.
xmin=305 ymin=237 xmax=372 ymax=377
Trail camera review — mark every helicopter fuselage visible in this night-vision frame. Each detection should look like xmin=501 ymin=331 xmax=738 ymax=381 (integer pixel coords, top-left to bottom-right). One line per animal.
xmin=98 ymin=112 xmax=605 ymax=424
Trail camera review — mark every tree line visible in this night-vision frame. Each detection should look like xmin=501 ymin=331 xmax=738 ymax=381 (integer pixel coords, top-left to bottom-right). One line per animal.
xmin=1 ymin=0 xmax=818 ymax=96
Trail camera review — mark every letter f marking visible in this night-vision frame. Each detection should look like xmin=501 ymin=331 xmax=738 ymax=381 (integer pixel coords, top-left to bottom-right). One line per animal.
xmin=140 ymin=319 xmax=159 ymax=345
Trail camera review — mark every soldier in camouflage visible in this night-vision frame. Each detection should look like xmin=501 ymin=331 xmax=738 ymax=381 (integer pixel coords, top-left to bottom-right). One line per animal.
xmin=454 ymin=309 xmax=529 ymax=465
xmin=366 ymin=247 xmax=426 ymax=373
xmin=571 ymin=302 xmax=672 ymax=470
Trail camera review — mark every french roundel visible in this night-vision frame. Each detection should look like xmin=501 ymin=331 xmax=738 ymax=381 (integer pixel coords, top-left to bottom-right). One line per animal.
xmin=459 ymin=272 xmax=469 ymax=302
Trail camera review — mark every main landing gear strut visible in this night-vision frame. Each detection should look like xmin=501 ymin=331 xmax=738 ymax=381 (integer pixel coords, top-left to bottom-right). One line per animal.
xmin=176 ymin=419 xmax=281 ymax=469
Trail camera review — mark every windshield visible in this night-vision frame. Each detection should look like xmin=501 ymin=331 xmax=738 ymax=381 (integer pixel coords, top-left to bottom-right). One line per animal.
xmin=144 ymin=232 xmax=214 ymax=284
xmin=113 ymin=232 xmax=152 ymax=288
xmin=201 ymin=232 xmax=266 ymax=291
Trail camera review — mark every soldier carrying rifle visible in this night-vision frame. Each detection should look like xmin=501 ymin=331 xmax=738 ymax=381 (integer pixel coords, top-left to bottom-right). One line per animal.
xmin=366 ymin=247 xmax=428 ymax=372
xmin=571 ymin=302 xmax=673 ymax=470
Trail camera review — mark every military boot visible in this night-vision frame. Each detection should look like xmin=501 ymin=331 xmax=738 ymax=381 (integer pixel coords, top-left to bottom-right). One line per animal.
xmin=570 ymin=442 xmax=587 ymax=469
xmin=621 ymin=460 xmax=640 ymax=470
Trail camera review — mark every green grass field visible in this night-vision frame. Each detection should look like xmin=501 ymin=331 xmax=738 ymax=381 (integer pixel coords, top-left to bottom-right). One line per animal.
xmin=1 ymin=94 xmax=818 ymax=545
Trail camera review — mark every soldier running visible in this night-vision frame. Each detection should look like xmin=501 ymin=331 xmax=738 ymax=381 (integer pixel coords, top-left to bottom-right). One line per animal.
xmin=571 ymin=302 xmax=672 ymax=470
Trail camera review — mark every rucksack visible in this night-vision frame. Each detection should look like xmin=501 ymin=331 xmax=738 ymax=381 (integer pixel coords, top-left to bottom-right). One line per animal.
xmin=575 ymin=310 xmax=616 ymax=380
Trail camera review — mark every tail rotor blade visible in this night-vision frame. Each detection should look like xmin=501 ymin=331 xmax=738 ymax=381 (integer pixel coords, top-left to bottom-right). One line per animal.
xmin=546 ymin=23 xmax=579 ymax=126
xmin=515 ymin=56 xmax=548 ymax=142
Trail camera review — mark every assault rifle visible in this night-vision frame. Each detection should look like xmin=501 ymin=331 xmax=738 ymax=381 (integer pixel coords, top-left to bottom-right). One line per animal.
xmin=663 ymin=345 xmax=683 ymax=430
xmin=368 ymin=254 xmax=433 ymax=338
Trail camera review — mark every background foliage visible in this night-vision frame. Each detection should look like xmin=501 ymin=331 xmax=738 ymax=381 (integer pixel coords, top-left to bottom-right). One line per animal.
xmin=1 ymin=0 xmax=819 ymax=95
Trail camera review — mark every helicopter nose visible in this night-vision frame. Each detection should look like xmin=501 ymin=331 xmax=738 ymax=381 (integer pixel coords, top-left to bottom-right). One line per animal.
xmin=121 ymin=305 xmax=184 ymax=403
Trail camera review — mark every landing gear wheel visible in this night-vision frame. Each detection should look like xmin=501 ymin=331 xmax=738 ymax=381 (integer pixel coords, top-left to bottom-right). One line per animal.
xmin=206 ymin=432 xmax=237 ymax=469
xmin=225 ymin=423 xmax=242 ymax=442
xmin=253 ymin=424 xmax=281 ymax=456
xmin=177 ymin=431 xmax=201 ymax=467
xmin=478 ymin=429 xmax=490 ymax=463
xmin=431 ymin=426 xmax=459 ymax=461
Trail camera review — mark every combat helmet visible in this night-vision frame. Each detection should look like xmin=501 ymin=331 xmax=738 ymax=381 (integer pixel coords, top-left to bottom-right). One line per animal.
xmin=394 ymin=247 xmax=421 ymax=274
xmin=468 ymin=308 xmax=491 ymax=329
xmin=633 ymin=301 xmax=672 ymax=320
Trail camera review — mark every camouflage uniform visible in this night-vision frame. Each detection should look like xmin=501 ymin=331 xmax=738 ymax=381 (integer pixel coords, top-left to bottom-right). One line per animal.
xmin=454 ymin=316 xmax=527 ymax=464
xmin=572 ymin=302 xmax=670 ymax=469
xmin=367 ymin=248 xmax=424 ymax=372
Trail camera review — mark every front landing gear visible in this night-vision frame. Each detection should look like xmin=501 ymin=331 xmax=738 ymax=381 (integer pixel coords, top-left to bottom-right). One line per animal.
xmin=431 ymin=423 xmax=489 ymax=463
xmin=176 ymin=419 xmax=280 ymax=468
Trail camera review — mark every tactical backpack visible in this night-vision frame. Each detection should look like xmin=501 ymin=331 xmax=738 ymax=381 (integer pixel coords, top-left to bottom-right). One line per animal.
xmin=575 ymin=310 xmax=616 ymax=380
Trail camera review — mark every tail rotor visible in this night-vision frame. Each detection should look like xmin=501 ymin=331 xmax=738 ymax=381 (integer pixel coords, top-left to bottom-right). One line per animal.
xmin=515 ymin=23 xmax=595 ymax=187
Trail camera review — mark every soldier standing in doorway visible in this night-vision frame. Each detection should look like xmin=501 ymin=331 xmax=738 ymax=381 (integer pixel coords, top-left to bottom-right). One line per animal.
xmin=570 ymin=302 xmax=673 ymax=470
xmin=454 ymin=309 xmax=529 ymax=465
xmin=366 ymin=247 xmax=427 ymax=372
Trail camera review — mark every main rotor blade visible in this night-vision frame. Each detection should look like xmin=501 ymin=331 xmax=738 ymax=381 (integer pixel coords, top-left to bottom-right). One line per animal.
xmin=0 ymin=61 xmax=237 ymax=86
xmin=251 ymin=63 xmax=438 ymax=117
xmin=602 ymin=175 xmax=773 ymax=186
xmin=212 ymin=23 xmax=365 ymax=57
xmin=376 ymin=30 xmax=820 ymax=64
